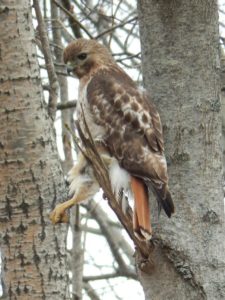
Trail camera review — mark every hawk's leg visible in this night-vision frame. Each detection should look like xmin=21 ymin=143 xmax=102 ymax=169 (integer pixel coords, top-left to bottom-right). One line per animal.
xmin=50 ymin=180 xmax=99 ymax=224
xmin=50 ymin=153 xmax=99 ymax=225
xmin=131 ymin=176 xmax=152 ymax=241
xmin=50 ymin=197 xmax=76 ymax=224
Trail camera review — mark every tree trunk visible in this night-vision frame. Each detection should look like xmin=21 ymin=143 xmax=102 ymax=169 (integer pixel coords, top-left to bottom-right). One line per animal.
xmin=137 ymin=1 xmax=225 ymax=299
xmin=0 ymin=0 xmax=68 ymax=299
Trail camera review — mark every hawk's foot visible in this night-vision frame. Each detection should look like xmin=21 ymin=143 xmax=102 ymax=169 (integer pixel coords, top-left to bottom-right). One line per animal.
xmin=50 ymin=203 xmax=69 ymax=224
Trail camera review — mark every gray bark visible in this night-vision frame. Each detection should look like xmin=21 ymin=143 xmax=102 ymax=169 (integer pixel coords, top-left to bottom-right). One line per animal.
xmin=137 ymin=1 xmax=225 ymax=299
xmin=220 ymin=50 xmax=225 ymax=179
xmin=0 ymin=0 xmax=68 ymax=299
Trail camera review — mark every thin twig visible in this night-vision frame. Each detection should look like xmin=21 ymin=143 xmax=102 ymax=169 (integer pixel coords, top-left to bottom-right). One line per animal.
xmin=83 ymin=282 xmax=101 ymax=300
xmin=84 ymin=201 xmax=135 ymax=269
xmin=95 ymin=16 xmax=138 ymax=40
xmin=57 ymin=100 xmax=77 ymax=110
xmin=57 ymin=19 xmax=74 ymax=42
xmin=39 ymin=64 xmax=75 ymax=78
xmin=51 ymin=1 xmax=74 ymax=173
xmin=61 ymin=0 xmax=82 ymax=38
xmin=52 ymin=0 xmax=93 ymax=39
xmin=83 ymin=270 xmax=137 ymax=282
xmin=116 ymin=52 xmax=141 ymax=63
xmin=108 ymin=0 xmax=123 ymax=46
xmin=33 ymin=0 xmax=59 ymax=120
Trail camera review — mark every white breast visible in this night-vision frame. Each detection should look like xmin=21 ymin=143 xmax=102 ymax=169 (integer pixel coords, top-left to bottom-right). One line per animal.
xmin=77 ymin=83 xmax=106 ymax=141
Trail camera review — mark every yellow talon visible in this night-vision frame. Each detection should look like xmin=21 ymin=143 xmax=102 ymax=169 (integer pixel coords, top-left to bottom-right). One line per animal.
xmin=50 ymin=197 xmax=78 ymax=224
xmin=50 ymin=203 xmax=69 ymax=224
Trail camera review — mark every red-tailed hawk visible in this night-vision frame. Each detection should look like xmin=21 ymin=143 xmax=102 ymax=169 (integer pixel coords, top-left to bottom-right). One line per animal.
xmin=50 ymin=38 xmax=174 ymax=240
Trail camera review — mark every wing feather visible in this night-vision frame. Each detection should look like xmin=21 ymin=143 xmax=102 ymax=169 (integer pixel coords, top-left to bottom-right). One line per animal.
xmin=86 ymin=67 xmax=174 ymax=217
xmin=86 ymin=67 xmax=164 ymax=154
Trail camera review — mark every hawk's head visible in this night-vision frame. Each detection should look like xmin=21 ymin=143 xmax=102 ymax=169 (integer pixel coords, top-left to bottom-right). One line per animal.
xmin=63 ymin=39 xmax=114 ymax=78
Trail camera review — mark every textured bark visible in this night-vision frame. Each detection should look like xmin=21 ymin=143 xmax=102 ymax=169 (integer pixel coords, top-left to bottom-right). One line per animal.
xmin=0 ymin=1 xmax=68 ymax=299
xmin=220 ymin=51 xmax=225 ymax=179
xmin=138 ymin=1 xmax=225 ymax=299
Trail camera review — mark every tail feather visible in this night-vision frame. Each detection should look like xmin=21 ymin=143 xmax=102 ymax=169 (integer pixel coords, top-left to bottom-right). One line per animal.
xmin=152 ymin=184 xmax=175 ymax=218
xmin=131 ymin=176 xmax=152 ymax=241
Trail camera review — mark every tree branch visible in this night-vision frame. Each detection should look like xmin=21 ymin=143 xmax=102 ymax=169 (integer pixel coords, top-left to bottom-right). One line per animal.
xmin=84 ymin=201 xmax=134 ymax=270
xmin=83 ymin=282 xmax=101 ymax=300
xmin=61 ymin=0 xmax=82 ymax=38
xmin=57 ymin=100 xmax=77 ymax=110
xmin=39 ymin=64 xmax=75 ymax=78
xmin=95 ymin=16 xmax=138 ymax=40
xmin=51 ymin=1 xmax=73 ymax=173
xmin=57 ymin=19 xmax=74 ymax=43
xmin=33 ymin=0 xmax=59 ymax=120
xmin=52 ymin=0 xmax=93 ymax=39
xmin=83 ymin=269 xmax=137 ymax=282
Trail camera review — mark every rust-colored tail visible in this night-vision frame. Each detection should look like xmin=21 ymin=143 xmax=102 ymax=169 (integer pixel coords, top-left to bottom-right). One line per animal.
xmin=131 ymin=176 xmax=152 ymax=241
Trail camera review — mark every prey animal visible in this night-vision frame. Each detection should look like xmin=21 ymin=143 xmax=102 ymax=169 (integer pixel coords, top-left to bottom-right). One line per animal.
xmin=50 ymin=39 xmax=174 ymax=240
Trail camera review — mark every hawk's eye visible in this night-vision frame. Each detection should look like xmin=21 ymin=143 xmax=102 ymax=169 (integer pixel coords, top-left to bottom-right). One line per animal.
xmin=77 ymin=53 xmax=87 ymax=60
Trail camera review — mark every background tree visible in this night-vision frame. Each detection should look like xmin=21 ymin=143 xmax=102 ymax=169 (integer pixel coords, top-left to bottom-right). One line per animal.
xmin=137 ymin=0 xmax=225 ymax=299
xmin=0 ymin=0 xmax=68 ymax=299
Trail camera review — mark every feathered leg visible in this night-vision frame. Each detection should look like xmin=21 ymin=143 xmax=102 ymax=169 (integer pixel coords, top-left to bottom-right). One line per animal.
xmin=50 ymin=197 xmax=76 ymax=224
xmin=50 ymin=153 xmax=99 ymax=224
xmin=50 ymin=181 xmax=99 ymax=224
xmin=131 ymin=176 xmax=152 ymax=241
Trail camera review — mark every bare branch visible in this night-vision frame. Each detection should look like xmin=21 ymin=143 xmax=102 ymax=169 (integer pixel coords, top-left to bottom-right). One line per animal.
xmin=39 ymin=64 xmax=75 ymax=78
xmin=83 ymin=269 xmax=137 ymax=281
xmin=83 ymin=282 xmax=101 ymax=300
xmin=33 ymin=0 xmax=59 ymax=120
xmin=220 ymin=22 xmax=225 ymax=29
xmin=95 ymin=16 xmax=138 ymax=40
xmin=71 ymin=206 xmax=84 ymax=299
xmin=61 ymin=0 xmax=82 ymax=38
xmin=52 ymin=0 xmax=93 ymax=39
xmin=116 ymin=52 xmax=141 ymax=63
xmin=84 ymin=201 xmax=133 ymax=270
xmin=57 ymin=19 xmax=74 ymax=43
xmin=57 ymin=100 xmax=77 ymax=110
xmin=51 ymin=1 xmax=73 ymax=173
xmin=83 ymin=273 xmax=120 ymax=282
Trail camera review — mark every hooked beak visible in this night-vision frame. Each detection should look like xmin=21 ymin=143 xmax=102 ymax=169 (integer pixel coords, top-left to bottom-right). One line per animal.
xmin=66 ymin=65 xmax=74 ymax=75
